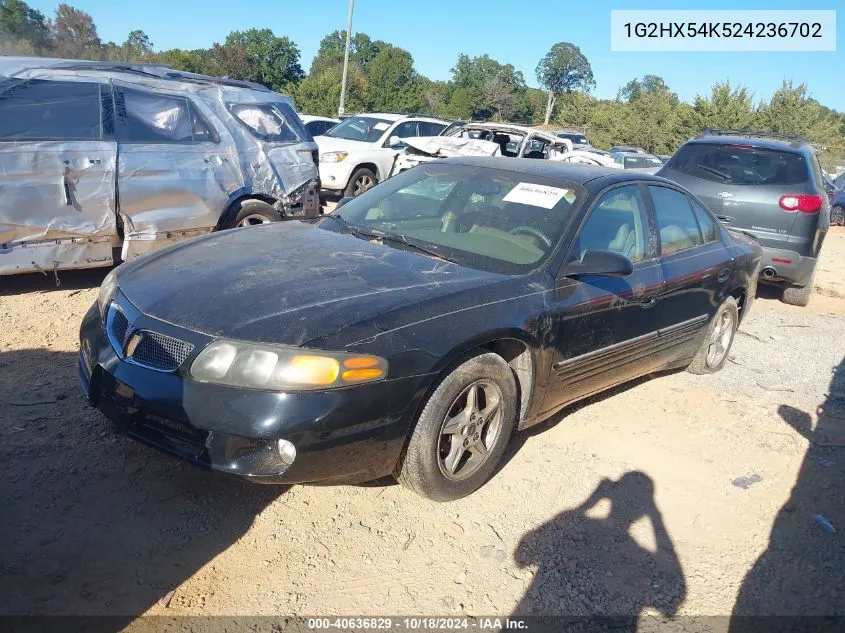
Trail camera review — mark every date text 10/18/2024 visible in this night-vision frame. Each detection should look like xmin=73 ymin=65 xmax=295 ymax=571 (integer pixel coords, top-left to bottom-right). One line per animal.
xmin=307 ymin=618 xmax=528 ymax=631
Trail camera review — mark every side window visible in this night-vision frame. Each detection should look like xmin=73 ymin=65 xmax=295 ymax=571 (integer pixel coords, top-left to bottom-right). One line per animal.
xmin=0 ymin=79 xmax=103 ymax=141
xmin=690 ymin=198 xmax=719 ymax=243
xmin=393 ymin=121 xmax=420 ymax=138
xmin=188 ymin=100 xmax=219 ymax=143
xmin=118 ymin=86 xmax=193 ymax=143
xmin=575 ymin=185 xmax=650 ymax=263
xmin=649 ymin=186 xmax=703 ymax=255
xmin=419 ymin=121 xmax=446 ymax=136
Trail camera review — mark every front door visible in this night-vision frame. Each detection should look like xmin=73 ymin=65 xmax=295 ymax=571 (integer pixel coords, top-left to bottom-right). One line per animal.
xmin=0 ymin=78 xmax=116 ymax=274
xmin=542 ymin=184 xmax=663 ymax=412
xmin=113 ymin=82 xmax=239 ymax=260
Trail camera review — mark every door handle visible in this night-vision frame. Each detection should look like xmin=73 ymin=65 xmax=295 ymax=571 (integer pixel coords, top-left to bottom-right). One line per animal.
xmin=716 ymin=215 xmax=733 ymax=224
xmin=88 ymin=158 xmax=101 ymax=165
xmin=62 ymin=161 xmax=72 ymax=206
xmin=640 ymin=296 xmax=658 ymax=309
xmin=718 ymin=269 xmax=731 ymax=283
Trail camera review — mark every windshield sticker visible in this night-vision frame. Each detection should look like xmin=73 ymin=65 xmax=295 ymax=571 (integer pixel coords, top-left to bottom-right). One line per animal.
xmin=503 ymin=182 xmax=572 ymax=209
xmin=373 ymin=122 xmax=390 ymax=131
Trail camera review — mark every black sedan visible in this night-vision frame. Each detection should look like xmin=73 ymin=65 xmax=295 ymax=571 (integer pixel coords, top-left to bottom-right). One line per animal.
xmin=78 ymin=158 xmax=762 ymax=501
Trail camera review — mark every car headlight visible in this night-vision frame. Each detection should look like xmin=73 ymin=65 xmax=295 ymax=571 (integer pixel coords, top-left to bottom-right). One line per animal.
xmin=320 ymin=151 xmax=348 ymax=163
xmin=190 ymin=340 xmax=388 ymax=390
xmin=97 ymin=268 xmax=118 ymax=321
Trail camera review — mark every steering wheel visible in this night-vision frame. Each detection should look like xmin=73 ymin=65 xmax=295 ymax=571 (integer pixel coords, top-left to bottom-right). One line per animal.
xmin=509 ymin=226 xmax=552 ymax=248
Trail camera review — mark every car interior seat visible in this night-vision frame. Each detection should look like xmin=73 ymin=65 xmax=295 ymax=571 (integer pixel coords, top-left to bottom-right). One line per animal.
xmin=608 ymin=223 xmax=637 ymax=258
xmin=493 ymin=134 xmax=515 ymax=157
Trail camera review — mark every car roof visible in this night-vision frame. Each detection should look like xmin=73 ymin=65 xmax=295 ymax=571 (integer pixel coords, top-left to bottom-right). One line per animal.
xmin=687 ymin=134 xmax=810 ymax=153
xmin=440 ymin=156 xmax=676 ymax=188
xmin=352 ymin=113 xmax=449 ymax=124
xmin=463 ymin=122 xmax=545 ymax=135
xmin=300 ymin=114 xmax=339 ymax=123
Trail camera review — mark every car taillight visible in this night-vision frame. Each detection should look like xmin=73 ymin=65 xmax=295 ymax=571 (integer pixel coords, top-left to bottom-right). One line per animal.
xmin=779 ymin=194 xmax=823 ymax=214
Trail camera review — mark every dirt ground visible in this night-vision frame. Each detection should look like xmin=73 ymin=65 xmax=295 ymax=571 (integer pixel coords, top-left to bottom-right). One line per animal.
xmin=1 ymin=229 xmax=843 ymax=625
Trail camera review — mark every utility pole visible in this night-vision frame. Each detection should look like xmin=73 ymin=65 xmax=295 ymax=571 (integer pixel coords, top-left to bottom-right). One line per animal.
xmin=338 ymin=0 xmax=354 ymax=117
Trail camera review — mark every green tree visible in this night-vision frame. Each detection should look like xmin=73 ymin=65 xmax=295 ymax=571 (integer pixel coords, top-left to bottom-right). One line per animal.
xmin=50 ymin=3 xmax=100 ymax=59
xmin=0 ymin=0 xmax=51 ymax=53
xmin=365 ymin=44 xmax=422 ymax=113
xmin=688 ymin=81 xmax=757 ymax=131
xmin=155 ymin=48 xmax=211 ymax=74
xmin=310 ymin=30 xmax=385 ymax=75
xmin=535 ymin=42 xmax=595 ymax=125
xmin=443 ymin=53 xmax=526 ymax=120
xmin=294 ymin=64 xmax=367 ymax=116
xmin=219 ymin=28 xmax=304 ymax=91
xmin=618 ymin=74 xmax=676 ymax=103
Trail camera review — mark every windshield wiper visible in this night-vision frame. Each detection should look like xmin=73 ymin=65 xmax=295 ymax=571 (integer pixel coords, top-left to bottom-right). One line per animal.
xmin=324 ymin=213 xmax=366 ymax=236
xmin=696 ymin=164 xmax=733 ymax=182
xmin=375 ymin=233 xmax=460 ymax=264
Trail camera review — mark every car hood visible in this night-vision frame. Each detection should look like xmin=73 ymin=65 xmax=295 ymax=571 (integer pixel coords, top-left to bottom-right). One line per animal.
xmin=314 ymin=135 xmax=377 ymax=153
xmin=116 ymin=221 xmax=504 ymax=346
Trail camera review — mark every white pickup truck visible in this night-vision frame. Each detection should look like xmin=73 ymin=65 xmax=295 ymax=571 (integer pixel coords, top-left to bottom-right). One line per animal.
xmin=314 ymin=113 xmax=449 ymax=197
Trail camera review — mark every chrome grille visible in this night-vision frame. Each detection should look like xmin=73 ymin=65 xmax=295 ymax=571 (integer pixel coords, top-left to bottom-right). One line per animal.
xmin=128 ymin=331 xmax=194 ymax=372
xmin=110 ymin=307 xmax=129 ymax=345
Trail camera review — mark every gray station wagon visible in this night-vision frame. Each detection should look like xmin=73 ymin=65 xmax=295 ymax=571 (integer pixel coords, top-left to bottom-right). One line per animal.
xmin=0 ymin=57 xmax=320 ymax=277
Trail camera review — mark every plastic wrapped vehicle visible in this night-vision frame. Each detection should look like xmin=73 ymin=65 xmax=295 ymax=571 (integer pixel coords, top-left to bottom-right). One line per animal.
xmin=0 ymin=57 xmax=320 ymax=277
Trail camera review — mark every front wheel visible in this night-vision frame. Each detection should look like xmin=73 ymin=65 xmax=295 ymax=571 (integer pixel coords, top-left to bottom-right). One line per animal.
xmin=344 ymin=167 xmax=378 ymax=198
xmin=395 ymin=352 xmax=518 ymax=501
xmin=687 ymin=296 xmax=739 ymax=375
xmin=226 ymin=199 xmax=283 ymax=229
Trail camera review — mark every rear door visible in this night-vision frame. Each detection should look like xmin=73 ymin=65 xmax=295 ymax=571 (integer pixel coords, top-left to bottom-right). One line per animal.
xmin=114 ymin=82 xmax=239 ymax=260
xmin=0 ymin=78 xmax=116 ymax=275
xmin=660 ymin=142 xmax=814 ymax=254
xmin=647 ymin=184 xmax=731 ymax=366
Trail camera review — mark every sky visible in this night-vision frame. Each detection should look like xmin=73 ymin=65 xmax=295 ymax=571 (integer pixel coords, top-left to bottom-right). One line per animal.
xmin=28 ymin=0 xmax=844 ymax=111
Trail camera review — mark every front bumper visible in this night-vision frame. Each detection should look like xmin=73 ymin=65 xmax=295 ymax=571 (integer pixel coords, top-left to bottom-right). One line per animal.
xmin=78 ymin=296 xmax=427 ymax=484
xmin=318 ymin=161 xmax=355 ymax=192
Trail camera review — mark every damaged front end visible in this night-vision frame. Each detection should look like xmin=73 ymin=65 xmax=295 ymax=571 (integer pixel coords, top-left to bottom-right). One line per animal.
xmin=390 ymin=136 xmax=501 ymax=177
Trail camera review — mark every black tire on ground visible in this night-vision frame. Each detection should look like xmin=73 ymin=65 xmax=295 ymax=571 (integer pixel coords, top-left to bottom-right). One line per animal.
xmin=344 ymin=167 xmax=378 ymax=198
xmin=831 ymin=205 xmax=844 ymax=227
xmin=226 ymin=199 xmax=283 ymax=229
xmin=395 ymin=351 xmax=518 ymax=502
xmin=688 ymin=296 xmax=739 ymax=375
xmin=781 ymin=269 xmax=815 ymax=307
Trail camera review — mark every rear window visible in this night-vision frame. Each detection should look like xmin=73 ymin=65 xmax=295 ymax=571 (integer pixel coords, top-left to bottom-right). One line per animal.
xmin=229 ymin=102 xmax=305 ymax=143
xmin=624 ymin=155 xmax=662 ymax=169
xmin=667 ymin=142 xmax=809 ymax=186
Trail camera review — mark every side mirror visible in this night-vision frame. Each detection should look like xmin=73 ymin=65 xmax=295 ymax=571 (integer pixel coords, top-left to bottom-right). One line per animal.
xmin=335 ymin=196 xmax=354 ymax=209
xmin=389 ymin=135 xmax=405 ymax=148
xmin=562 ymin=249 xmax=633 ymax=278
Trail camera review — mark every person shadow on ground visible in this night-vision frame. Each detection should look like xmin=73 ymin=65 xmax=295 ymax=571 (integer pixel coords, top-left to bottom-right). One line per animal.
xmin=512 ymin=471 xmax=686 ymax=631
xmin=730 ymin=357 xmax=845 ymax=633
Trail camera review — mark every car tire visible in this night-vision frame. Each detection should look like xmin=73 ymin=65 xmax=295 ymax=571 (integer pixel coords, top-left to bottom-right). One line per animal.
xmin=227 ymin=199 xmax=283 ymax=229
xmin=687 ymin=296 xmax=739 ymax=375
xmin=831 ymin=205 xmax=844 ymax=227
xmin=395 ymin=351 xmax=518 ymax=502
xmin=781 ymin=270 xmax=815 ymax=307
xmin=344 ymin=167 xmax=378 ymax=198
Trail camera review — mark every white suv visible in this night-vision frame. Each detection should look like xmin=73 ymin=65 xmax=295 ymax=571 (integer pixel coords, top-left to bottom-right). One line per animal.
xmin=315 ymin=113 xmax=449 ymax=197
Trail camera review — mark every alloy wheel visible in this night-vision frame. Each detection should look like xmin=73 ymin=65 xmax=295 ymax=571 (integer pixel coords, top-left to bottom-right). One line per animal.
xmin=237 ymin=214 xmax=272 ymax=227
xmin=706 ymin=310 xmax=735 ymax=368
xmin=353 ymin=175 xmax=375 ymax=196
xmin=437 ymin=380 xmax=504 ymax=481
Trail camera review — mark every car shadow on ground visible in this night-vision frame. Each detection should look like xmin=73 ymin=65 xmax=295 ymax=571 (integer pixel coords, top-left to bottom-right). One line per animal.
xmin=729 ymin=356 xmax=845 ymax=631
xmin=0 ymin=266 xmax=113 ymax=297
xmin=0 ymin=347 xmax=283 ymax=626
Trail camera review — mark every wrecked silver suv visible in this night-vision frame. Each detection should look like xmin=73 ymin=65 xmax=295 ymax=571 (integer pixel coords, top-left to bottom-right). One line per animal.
xmin=0 ymin=58 xmax=320 ymax=277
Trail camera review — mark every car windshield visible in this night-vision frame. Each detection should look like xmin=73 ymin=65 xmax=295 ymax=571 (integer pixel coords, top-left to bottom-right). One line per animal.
xmin=624 ymin=155 xmax=662 ymax=168
xmin=666 ymin=143 xmax=810 ymax=185
xmin=326 ymin=163 xmax=584 ymax=275
xmin=229 ymin=102 xmax=305 ymax=143
xmin=325 ymin=116 xmax=392 ymax=142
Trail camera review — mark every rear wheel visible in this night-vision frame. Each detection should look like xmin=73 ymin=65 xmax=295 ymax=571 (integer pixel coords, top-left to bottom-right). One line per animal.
xmin=227 ymin=199 xmax=283 ymax=229
xmin=395 ymin=352 xmax=518 ymax=501
xmin=831 ymin=205 xmax=844 ymax=227
xmin=781 ymin=271 xmax=815 ymax=307
xmin=688 ymin=296 xmax=738 ymax=375
xmin=344 ymin=168 xmax=378 ymax=198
